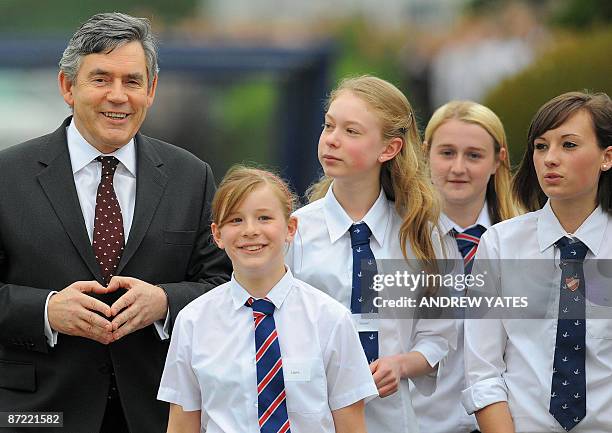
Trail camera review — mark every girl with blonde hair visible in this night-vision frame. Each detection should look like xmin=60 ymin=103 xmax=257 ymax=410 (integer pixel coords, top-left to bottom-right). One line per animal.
xmin=287 ymin=75 xmax=457 ymax=432
xmin=414 ymin=100 xmax=516 ymax=433
xmin=159 ymin=166 xmax=378 ymax=433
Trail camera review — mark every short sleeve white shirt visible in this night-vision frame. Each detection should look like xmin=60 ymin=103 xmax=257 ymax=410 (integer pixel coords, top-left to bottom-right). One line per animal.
xmin=411 ymin=207 xmax=490 ymax=433
xmin=463 ymin=201 xmax=612 ymax=433
xmin=287 ymin=186 xmax=458 ymax=433
xmin=158 ymin=268 xmax=378 ymax=433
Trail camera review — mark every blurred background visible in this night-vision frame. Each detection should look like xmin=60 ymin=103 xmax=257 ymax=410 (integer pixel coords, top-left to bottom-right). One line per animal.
xmin=1 ymin=0 xmax=611 ymax=196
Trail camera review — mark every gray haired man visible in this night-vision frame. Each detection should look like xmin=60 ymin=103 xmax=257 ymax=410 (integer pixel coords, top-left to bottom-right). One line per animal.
xmin=0 ymin=12 xmax=230 ymax=433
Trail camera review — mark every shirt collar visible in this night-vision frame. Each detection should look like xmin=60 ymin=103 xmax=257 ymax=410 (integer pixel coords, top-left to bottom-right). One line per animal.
xmin=66 ymin=120 xmax=137 ymax=177
xmin=440 ymin=202 xmax=492 ymax=236
xmin=230 ymin=267 xmax=295 ymax=311
xmin=323 ymin=184 xmax=389 ymax=246
xmin=537 ymin=200 xmax=607 ymax=255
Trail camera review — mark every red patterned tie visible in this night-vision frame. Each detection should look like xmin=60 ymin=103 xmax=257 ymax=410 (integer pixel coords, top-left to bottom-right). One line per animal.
xmin=93 ymin=156 xmax=125 ymax=285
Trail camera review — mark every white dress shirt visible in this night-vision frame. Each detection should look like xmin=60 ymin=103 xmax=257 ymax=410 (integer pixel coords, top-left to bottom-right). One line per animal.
xmin=411 ymin=207 xmax=490 ymax=433
xmin=286 ymin=186 xmax=458 ymax=433
xmin=44 ymin=121 xmax=168 ymax=346
xmin=67 ymin=121 xmax=136 ymax=242
xmin=463 ymin=201 xmax=612 ymax=433
xmin=157 ymin=268 xmax=378 ymax=433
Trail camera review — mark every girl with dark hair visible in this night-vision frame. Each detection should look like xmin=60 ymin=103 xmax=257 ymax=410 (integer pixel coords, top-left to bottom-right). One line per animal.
xmin=463 ymin=92 xmax=612 ymax=433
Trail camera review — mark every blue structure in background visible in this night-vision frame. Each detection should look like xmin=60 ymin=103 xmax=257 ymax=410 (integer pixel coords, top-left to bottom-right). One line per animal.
xmin=0 ymin=38 xmax=334 ymax=196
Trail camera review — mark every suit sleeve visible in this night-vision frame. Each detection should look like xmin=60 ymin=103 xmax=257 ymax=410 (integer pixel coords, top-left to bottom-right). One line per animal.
xmin=158 ymin=163 xmax=231 ymax=333
xmin=0 ymin=238 xmax=52 ymax=353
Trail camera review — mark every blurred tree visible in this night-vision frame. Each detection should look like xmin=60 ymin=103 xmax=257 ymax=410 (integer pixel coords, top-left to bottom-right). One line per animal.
xmin=331 ymin=18 xmax=429 ymax=141
xmin=465 ymin=0 xmax=548 ymax=14
xmin=0 ymin=0 xmax=197 ymax=32
xmin=484 ymin=28 xmax=612 ymax=166
xmin=465 ymin=0 xmax=505 ymax=13
xmin=333 ymin=18 xmax=404 ymax=86
xmin=553 ymin=0 xmax=612 ymax=29
xmin=215 ymin=79 xmax=276 ymax=171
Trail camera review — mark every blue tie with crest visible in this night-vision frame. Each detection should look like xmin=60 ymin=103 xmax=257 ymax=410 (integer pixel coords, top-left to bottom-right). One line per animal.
xmin=349 ymin=222 xmax=379 ymax=363
xmin=549 ymin=237 xmax=588 ymax=431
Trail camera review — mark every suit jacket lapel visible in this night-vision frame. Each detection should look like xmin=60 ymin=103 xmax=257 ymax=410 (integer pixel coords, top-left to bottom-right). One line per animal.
xmin=116 ymin=133 xmax=168 ymax=274
xmin=36 ymin=118 xmax=104 ymax=282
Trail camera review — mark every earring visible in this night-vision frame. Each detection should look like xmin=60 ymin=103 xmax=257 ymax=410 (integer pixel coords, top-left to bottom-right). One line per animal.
xmin=604 ymin=164 xmax=609 ymax=170
xmin=379 ymin=156 xmax=384 ymax=162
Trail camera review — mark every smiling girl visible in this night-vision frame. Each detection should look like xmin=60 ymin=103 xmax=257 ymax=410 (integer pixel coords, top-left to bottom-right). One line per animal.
xmin=463 ymin=92 xmax=612 ymax=433
xmin=412 ymin=100 xmax=516 ymax=433
xmin=158 ymin=166 xmax=377 ymax=433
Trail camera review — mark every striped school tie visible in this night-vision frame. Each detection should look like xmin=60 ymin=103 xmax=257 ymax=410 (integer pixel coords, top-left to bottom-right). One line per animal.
xmin=349 ymin=222 xmax=379 ymax=363
xmin=454 ymin=225 xmax=486 ymax=274
xmin=550 ymin=237 xmax=588 ymax=431
xmin=246 ymin=297 xmax=291 ymax=433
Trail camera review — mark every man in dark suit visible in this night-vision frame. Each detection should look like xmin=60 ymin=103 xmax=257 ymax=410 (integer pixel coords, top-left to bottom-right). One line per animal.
xmin=0 ymin=12 xmax=231 ymax=433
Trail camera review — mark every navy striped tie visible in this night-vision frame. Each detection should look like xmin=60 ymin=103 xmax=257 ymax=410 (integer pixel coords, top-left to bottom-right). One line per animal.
xmin=454 ymin=225 xmax=485 ymax=274
xmin=550 ymin=237 xmax=588 ymax=431
xmin=246 ymin=297 xmax=291 ymax=433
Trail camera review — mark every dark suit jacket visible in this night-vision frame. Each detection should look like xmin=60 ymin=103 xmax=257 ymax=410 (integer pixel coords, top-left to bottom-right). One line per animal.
xmin=0 ymin=117 xmax=231 ymax=432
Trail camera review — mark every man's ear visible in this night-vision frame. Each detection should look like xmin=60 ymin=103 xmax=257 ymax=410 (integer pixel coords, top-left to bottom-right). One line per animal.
xmin=211 ymin=223 xmax=224 ymax=249
xmin=146 ymin=74 xmax=158 ymax=108
xmin=602 ymin=145 xmax=612 ymax=171
xmin=58 ymin=71 xmax=75 ymax=107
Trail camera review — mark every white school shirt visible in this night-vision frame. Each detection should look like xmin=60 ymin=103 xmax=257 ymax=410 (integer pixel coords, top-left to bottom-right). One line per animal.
xmin=287 ymin=186 xmax=458 ymax=433
xmin=157 ymin=268 xmax=378 ymax=433
xmin=43 ymin=120 xmax=168 ymax=346
xmin=462 ymin=201 xmax=612 ymax=433
xmin=411 ymin=207 xmax=490 ymax=433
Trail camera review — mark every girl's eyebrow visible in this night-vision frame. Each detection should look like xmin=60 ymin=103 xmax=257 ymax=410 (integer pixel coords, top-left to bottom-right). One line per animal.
xmin=536 ymin=132 xmax=582 ymax=140
xmin=325 ymin=113 xmax=366 ymax=129
xmin=433 ymin=143 xmax=487 ymax=151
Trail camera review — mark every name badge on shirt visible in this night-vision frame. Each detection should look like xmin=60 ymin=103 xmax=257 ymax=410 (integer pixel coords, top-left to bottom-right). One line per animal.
xmin=352 ymin=314 xmax=380 ymax=332
xmin=283 ymin=359 xmax=311 ymax=382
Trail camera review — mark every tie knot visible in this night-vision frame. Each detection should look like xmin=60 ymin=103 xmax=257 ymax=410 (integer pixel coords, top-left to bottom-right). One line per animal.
xmin=96 ymin=156 xmax=120 ymax=175
xmin=555 ymin=237 xmax=588 ymax=261
xmin=454 ymin=225 xmax=485 ymax=244
xmin=350 ymin=222 xmax=372 ymax=247
xmin=246 ymin=297 xmax=275 ymax=316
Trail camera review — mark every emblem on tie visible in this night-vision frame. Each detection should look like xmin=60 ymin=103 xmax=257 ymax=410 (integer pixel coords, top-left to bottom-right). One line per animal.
xmin=565 ymin=276 xmax=580 ymax=292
